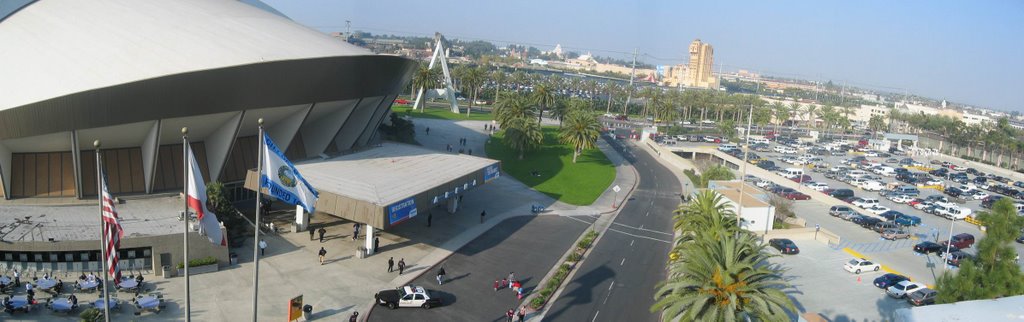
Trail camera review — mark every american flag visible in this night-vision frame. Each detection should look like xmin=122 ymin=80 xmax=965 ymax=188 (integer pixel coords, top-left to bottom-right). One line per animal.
xmin=100 ymin=171 xmax=124 ymax=281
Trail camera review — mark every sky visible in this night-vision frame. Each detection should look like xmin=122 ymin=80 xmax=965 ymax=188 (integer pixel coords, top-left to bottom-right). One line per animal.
xmin=263 ymin=0 xmax=1024 ymax=112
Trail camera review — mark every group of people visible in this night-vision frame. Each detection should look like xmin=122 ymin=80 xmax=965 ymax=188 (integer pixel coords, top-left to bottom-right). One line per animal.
xmin=446 ymin=137 xmax=473 ymax=155
xmin=387 ymin=257 xmax=407 ymax=275
xmin=493 ymin=272 xmax=525 ymax=298
xmin=505 ymin=305 xmax=527 ymax=322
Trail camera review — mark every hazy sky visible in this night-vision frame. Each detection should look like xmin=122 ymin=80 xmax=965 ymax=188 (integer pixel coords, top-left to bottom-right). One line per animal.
xmin=263 ymin=0 xmax=1023 ymax=112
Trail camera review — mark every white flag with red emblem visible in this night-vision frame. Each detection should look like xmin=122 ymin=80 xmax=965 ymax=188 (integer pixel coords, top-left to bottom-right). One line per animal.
xmin=187 ymin=145 xmax=227 ymax=246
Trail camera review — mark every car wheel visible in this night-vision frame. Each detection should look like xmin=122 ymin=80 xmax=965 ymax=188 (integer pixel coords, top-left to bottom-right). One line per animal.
xmin=874 ymin=266 xmax=880 ymax=271
xmin=422 ymin=303 xmax=432 ymax=309
xmin=388 ymin=302 xmax=397 ymax=310
xmin=855 ymin=269 xmax=861 ymax=274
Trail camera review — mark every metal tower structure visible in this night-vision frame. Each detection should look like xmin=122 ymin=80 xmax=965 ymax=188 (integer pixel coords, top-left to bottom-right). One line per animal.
xmin=413 ymin=32 xmax=459 ymax=113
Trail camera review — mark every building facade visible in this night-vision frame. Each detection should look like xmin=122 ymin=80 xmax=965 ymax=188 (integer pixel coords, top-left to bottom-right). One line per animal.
xmin=683 ymin=39 xmax=718 ymax=89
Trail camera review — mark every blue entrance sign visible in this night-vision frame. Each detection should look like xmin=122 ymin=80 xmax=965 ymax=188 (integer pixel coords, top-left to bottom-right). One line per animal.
xmin=387 ymin=197 xmax=418 ymax=226
xmin=484 ymin=164 xmax=500 ymax=182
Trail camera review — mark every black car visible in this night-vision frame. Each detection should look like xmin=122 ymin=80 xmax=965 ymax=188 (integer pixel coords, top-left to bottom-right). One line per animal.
xmin=879 ymin=210 xmax=904 ymax=221
xmin=982 ymin=196 xmax=1004 ymax=208
xmin=828 ymin=189 xmax=855 ymax=199
xmin=859 ymin=217 xmax=882 ymax=229
xmin=768 ymin=238 xmax=800 ymax=254
xmin=929 ymin=168 xmax=948 ymax=176
xmin=849 ymin=214 xmax=869 ymax=225
xmin=757 ymin=160 xmax=778 ymax=171
xmin=913 ymin=241 xmax=943 ymax=254
xmin=944 ymin=187 xmax=963 ymax=198
xmin=873 ymin=273 xmax=910 ymax=289
xmin=936 ymin=245 xmax=960 ymax=259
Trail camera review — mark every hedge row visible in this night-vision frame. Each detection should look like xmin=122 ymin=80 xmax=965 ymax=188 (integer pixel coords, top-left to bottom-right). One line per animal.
xmin=530 ymin=230 xmax=599 ymax=309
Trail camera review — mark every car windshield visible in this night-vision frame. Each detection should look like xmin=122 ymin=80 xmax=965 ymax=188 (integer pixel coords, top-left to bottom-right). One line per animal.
xmin=848 ymin=259 xmax=860 ymax=265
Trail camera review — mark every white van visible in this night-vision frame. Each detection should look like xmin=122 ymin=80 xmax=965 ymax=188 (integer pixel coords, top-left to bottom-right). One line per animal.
xmin=718 ymin=144 xmax=739 ymax=152
xmin=848 ymin=170 xmax=869 ymax=179
xmin=749 ymin=137 xmax=770 ymax=145
xmin=937 ymin=205 xmax=973 ymax=220
xmin=778 ymin=168 xmax=804 ymax=179
xmin=875 ymin=166 xmax=896 ymax=176
xmin=859 ymin=181 xmax=885 ymax=191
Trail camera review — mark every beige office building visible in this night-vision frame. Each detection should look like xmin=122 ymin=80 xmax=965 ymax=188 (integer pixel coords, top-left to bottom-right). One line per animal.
xmin=684 ymin=39 xmax=718 ymax=89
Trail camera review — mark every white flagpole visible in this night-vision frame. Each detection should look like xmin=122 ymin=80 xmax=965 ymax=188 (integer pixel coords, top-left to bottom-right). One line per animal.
xmin=95 ymin=140 xmax=112 ymax=322
xmin=252 ymin=118 xmax=264 ymax=321
xmin=182 ymin=128 xmax=192 ymax=322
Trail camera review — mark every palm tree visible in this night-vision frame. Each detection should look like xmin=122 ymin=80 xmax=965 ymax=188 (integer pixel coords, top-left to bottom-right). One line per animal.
xmin=549 ymin=98 xmax=569 ymax=127
xmin=672 ymin=190 xmax=738 ymax=236
xmin=531 ymin=83 xmax=557 ymax=124
xmin=493 ymin=93 xmax=535 ymax=128
xmin=804 ymin=104 xmax=818 ymax=129
xmin=770 ymin=101 xmax=788 ymax=135
xmin=460 ymin=66 xmax=486 ymax=116
xmin=503 ymin=116 xmax=543 ymax=159
xmin=584 ymin=80 xmax=599 ymax=103
xmin=412 ymin=65 xmax=440 ymax=112
xmin=490 ymin=69 xmax=507 ymax=104
xmin=652 ymin=232 xmax=797 ymax=322
xmin=510 ymin=71 xmax=528 ymax=93
xmin=559 ymin=110 xmax=600 ymax=163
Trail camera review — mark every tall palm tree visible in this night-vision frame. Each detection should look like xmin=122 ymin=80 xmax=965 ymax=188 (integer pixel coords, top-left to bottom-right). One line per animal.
xmin=804 ymin=104 xmax=818 ymax=129
xmin=559 ymin=110 xmax=600 ymax=163
xmin=490 ymin=69 xmax=507 ymax=104
xmin=531 ymin=83 xmax=557 ymax=124
xmin=770 ymin=101 xmax=788 ymax=135
xmin=503 ymin=115 xmax=543 ymax=159
xmin=584 ymin=80 xmax=599 ymax=103
xmin=672 ymin=190 xmax=738 ymax=237
xmin=459 ymin=66 xmax=486 ymax=116
xmin=412 ymin=65 xmax=440 ymax=112
xmin=510 ymin=71 xmax=528 ymax=93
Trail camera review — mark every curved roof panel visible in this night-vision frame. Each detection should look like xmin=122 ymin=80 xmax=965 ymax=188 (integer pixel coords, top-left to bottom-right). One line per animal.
xmin=0 ymin=0 xmax=372 ymax=111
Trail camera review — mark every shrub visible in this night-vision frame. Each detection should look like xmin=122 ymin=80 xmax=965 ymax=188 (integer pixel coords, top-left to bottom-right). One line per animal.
xmin=577 ymin=238 xmax=592 ymax=249
xmin=540 ymin=287 xmax=553 ymax=298
xmin=560 ymin=263 xmax=572 ymax=271
xmin=547 ymin=278 xmax=561 ymax=290
xmin=566 ymin=252 xmax=582 ymax=262
xmin=177 ymin=256 xmax=218 ymax=269
xmin=530 ymin=296 xmax=546 ymax=309
xmin=80 ymin=308 xmax=102 ymax=322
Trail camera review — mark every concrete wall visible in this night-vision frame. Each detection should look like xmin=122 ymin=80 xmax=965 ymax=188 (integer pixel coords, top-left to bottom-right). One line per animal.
xmin=0 ymin=228 xmax=229 ymax=277
xmin=760 ymin=227 xmax=841 ymax=246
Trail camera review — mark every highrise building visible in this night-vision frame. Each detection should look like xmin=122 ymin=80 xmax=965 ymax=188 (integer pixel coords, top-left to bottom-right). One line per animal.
xmin=683 ymin=39 xmax=718 ymax=89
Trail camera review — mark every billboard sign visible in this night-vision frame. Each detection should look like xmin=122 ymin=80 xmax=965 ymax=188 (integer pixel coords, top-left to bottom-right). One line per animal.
xmin=484 ymin=164 xmax=500 ymax=183
xmin=387 ymin=197 xmax=418 ymax=226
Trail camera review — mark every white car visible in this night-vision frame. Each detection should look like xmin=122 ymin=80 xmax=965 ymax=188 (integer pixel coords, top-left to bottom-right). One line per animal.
xmin=889 ymin=194 xmax=914 ymax=203
xmin=773 ymin=145 xmax=788 ymax=153
xmin=864 ymin=151 xmax=879 ymax=157
xmin=859 ymin=181 xmax=885 ymax=191
xmin=804 ymin=182 xmax=829 ymax=192
xmin=755 ymin=179 xmax=773 ymax=188
xmin=375 ymin=285 xmax=442 ymax=309
xmin=971 ymin=191 xmax=990 ymax=200
xmin=780 ymin=147 xmax=798 ymax=154
xmin=852 ymin=198 xmax=880 ymax=208
xmin=887 ymin=281 xmax=926 ymax=298
xmin=925 ymin=179 xmax=944 ymax=186
xmin=865 ymin=205 xmax=891 ymax=215
xmin=844 ymin=258 xmax=881 ymax=274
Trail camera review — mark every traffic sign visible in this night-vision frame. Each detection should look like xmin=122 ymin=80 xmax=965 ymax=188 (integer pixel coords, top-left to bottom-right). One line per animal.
xmin=612 ymin=185 xmax=621 ymax=193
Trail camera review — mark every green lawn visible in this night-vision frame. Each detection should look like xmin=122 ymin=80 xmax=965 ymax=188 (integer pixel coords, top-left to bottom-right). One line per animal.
xmin=392 ymin=104 xmax=494 ymax=121
xmin=485 ymin=127 xmax=616 ymax=205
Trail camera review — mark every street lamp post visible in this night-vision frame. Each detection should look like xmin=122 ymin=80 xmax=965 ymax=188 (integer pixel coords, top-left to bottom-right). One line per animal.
xmin=943 ymin=218 xmax=956 ymax=272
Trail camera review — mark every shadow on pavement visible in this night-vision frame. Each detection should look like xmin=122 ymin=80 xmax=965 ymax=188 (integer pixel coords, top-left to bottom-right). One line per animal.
xmin=543 ymin=263 xmax=616 ymax=321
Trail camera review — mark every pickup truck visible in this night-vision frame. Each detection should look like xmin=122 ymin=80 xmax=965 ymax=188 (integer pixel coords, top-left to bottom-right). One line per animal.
xmin=375 ymin=285 xmax=442 ymax=309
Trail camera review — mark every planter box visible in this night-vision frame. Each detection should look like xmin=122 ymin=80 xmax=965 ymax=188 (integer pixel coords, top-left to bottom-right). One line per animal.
xmin=177 ymin=263 xmax=218 ymax=276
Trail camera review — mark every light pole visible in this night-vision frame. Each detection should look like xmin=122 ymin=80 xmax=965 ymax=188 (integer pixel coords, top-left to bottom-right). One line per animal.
xmin=735 ymin=81 xmax=759 ymax=232
xmin=943 ymin=217 xmax=956 ymax=272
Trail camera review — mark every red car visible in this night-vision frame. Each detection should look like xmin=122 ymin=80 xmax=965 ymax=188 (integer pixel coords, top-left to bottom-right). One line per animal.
xmin=394 ymin=99 xmax=411 ymax=105
xmin=784 ymin=192 xmax=811 ymax=200
xmin=790 ymin=175 xmax=813 ymax=183
xmin=908 ymin=198 xmax=924 ymax=207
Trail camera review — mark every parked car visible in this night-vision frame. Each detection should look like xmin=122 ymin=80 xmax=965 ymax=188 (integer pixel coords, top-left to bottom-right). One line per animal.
xmin=852 ymin=197 xmax=880 ymax=208
xmin=942 ymin=233 xmax=976 ymax=249
xmin=873 ymin=273 xmax=910 ymax=289
xmin=790 ymin=175 xmax=813 ymax=183
xmin=784 ymin=192 xmax=811 ymax=200
xmin=887 ymin=281 xmax=926 ymax=298
xmin=882 ymin=229 xmax=911 ymax=240
xmin=844 ymin=258 xmax=881 ymax=274
xmin=827 ymin=188 xmax=855 ymax=199
xmin=768 ymin=238 xmax=800 ymax=255
xmin=946 ymin=251 xmax=973 ymax=267
xmin=879 ymin=210 xmax=904 ymax=221
xmin=873 ymin=221 xmax=899 ymax=233
xmin=889 ymin=194 xmax=914 ymax=203
xmin=913 ymin=241 xmax=943 ymax=254
xmin=907 ymin=288 xmax=938 ymax=306
xmin=859 ymin=181 xmax=885 ymax=191
xmin=895 ymin=215 xmax=922 ymax=226
xmin=944 ymin=187 xmax=964 ymax=198
xmin=829 ymin=205 xmax=854 ymax=217
xmin=805 ymin=182 xmax=829 ymax=191
xmin=865 ymin=205 xmax=891 ymax=215
xmin=375 ymin=285 xmax=443 ymax=309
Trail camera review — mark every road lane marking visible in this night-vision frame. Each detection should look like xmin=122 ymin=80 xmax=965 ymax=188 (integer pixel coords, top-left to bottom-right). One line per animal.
xmin=593 ymin=311 xmax=600 ymax=322
xmin=609 ymin=281 xmax=615 ymax=290
xmin=630 ymin=239 xmax=635 ymax=246
xmin=607 ymin=228 xmax=672 ymax=244
xmin=645 ymin=211 xmax=649 ymax=217
xmin=610 ymin=222 xmax=673 ymax=236
xmin=620 ymin=258 xmax=626 ymax=266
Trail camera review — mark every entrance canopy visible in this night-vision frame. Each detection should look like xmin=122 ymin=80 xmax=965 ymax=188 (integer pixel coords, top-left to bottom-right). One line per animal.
xmin=247 ymin=142 xmax=500 ymax=229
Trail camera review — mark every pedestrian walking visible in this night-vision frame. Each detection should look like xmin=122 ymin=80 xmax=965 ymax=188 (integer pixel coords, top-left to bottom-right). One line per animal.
xmin=427 ymin=212 xmax=432 ymax=227
xmin=388 ymin=257 xmax=395 ymax=273
xmin=353 ymin=223 xmax=360 ymax=240
xmin=349 ymin=311 xmax=359 ymax=322
xmin=508 ymin=272 xmax=515 ymax=284
xmin=518 ymin=306 xmax=527 ymax=322
xmin=517 ymin=286 xmax=524 ymax=300
xmin=258 ymin=239 xmax=267 ymax=256
xmin=318 ymin=247 xmax=327 ymax=265
xmin=309 ymin=226 xmax=315 ymax=241
xmin=398 ymin=258 xmax=406 ymax=275
xmin=318 ymin=227 xmax=326 ymax=243
xmin=447 ymin=144 xmax=452 ymax=152
xmin=468 ymin=149 xmax=472 ymax=155
xmin=512 ymin=280 xmax=521 ymax=293
xmin=436 ymin=267 xmax=446 ymax=285
xmin=425 ymin=127 xmax=430 ymax=135
xmin=12 ymin=269 xmax=19 ymax=286
xmin=494 ymin=279 xmax=500 ymax=291
xmin=506 ymin=308 xmax=515 ymax=322
xmin=374 ymin=237 xmax=380 ymax=253
xmin=480 ymin=210 xmax=486 ymax=223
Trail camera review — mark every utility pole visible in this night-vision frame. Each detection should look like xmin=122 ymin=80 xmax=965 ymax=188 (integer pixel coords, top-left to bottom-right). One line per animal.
xmin=624 ymin=48 xmax=638 ymax=116
xmin=345 ymin=20 xmax=351 ymax=36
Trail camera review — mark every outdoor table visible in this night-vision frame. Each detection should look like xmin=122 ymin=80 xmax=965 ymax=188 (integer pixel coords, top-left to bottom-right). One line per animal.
xmin=135 ymin=295 xmax=160 ymax=309
xmin=93 ymin=298 xmax=118 ymax=310
xmin=35 ymin=278 xmax=57 ymax=290
xmin=50 ymin=298 xmax=73 ymax=312
xmin=0 ymin=276 xmax=10 ymax=287
xmin=78 ymin=280 xmax=99 ymax=291
xmin=117 ymin=279 xmax=138 ymax=290
xmin=10 ymin=295 xmax=30 ymax=310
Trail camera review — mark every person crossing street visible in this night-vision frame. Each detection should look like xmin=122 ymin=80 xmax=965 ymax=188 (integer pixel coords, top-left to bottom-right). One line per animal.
xmin=318 ymin=247 xmax=327 ymax=265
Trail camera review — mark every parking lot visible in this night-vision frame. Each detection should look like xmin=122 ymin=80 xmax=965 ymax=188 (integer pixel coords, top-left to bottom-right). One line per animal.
xmin=769 ymin=240 xmax=912 ymax=321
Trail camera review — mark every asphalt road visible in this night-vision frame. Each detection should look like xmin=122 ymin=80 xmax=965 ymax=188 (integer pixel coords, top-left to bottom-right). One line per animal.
xmin=368 ymin=215 xmax=586 ymax=322
xmin=543 ymin=137 xmax=680 ymax=322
